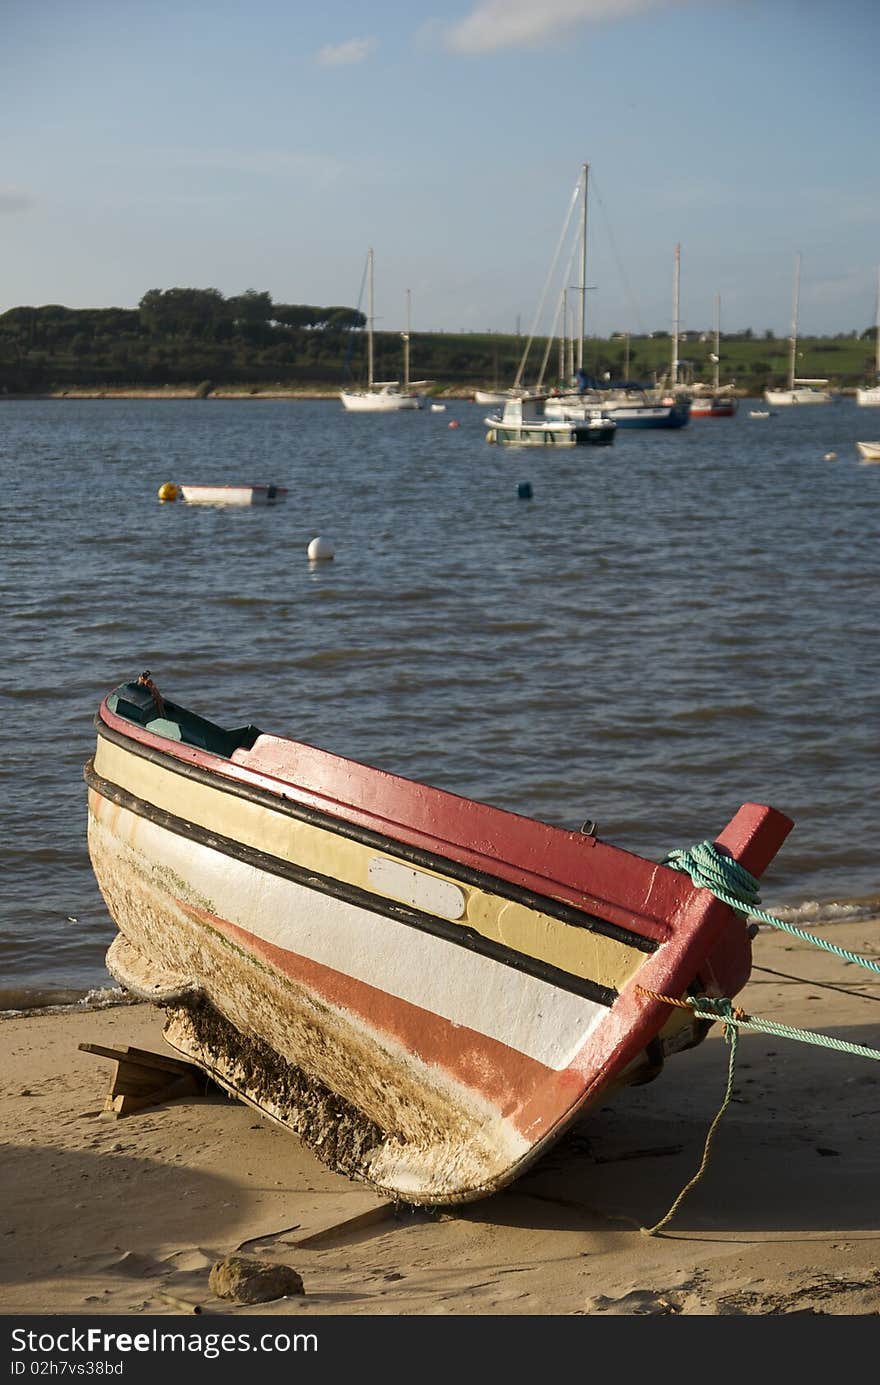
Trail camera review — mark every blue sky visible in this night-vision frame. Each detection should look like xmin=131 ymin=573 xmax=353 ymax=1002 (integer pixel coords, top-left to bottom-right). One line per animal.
xmin=3 ymin=0 xmax=878 ymax=338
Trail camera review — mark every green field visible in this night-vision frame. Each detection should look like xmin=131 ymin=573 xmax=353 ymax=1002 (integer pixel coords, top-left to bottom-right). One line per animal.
xmin=1 ymin=294 xmax=876 ymax=395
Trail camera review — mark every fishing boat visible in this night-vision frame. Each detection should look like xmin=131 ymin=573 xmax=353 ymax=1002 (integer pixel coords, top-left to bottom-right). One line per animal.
xmin=485 ymin=394 xmax=615 ymax=446
xmin=855 ymin=440 xmax=880 ymax=462
xmin=764 ymin=253 xmax=831 ymax=406
xmin=176 ymin=483 xmax=287 ymax=506
xmin=85 ymin=673 xmax=793 ymax=1207
xmin=856 ymin=266 xmax=880 ymax=406
xmin=340 ymin=253 xmax=428 ymax=412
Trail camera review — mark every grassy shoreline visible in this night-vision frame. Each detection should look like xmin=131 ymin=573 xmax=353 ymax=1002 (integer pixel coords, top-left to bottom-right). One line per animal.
xmin=0 ymin=385 xmax=479 ymax=401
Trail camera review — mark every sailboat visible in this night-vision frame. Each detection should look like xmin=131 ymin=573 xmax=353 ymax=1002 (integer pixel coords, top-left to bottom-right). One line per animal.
xmin=546 ymin=204 xmax=688 ymax=429
xmin=689 ymin=294 xmax=737 ymax=417
xmin=856 ymin=266 xmax=880 ymax=406
xmin=340 ymin=250 xmax=428 ymax=412
xmin=764 ymin=253 xmax=831 ymax=405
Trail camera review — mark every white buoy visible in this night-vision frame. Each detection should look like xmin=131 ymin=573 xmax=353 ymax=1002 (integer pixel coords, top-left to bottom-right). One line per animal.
xmin=308 ymin=536 xmax=335 ymax=561
xmin=824 ymin=452 xmax=837 ymax=461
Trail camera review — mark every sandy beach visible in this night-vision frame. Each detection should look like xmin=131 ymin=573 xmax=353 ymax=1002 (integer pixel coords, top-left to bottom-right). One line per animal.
xmin=1 ymin=916 xmax=878 ymax=1319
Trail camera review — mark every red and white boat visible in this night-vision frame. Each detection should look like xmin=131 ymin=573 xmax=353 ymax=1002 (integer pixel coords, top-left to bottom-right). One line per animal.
xmin=85 ymin=673 xmax=793 ymax=1206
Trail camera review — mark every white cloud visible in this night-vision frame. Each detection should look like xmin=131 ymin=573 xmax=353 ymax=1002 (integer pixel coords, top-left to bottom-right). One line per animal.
xmin=445 ymin=0 xmax=684 ymax=53
xmin=0 ymin=187 xmax=34 ymax=215
xmin=316 ymin=36 xmax=378 ymax=66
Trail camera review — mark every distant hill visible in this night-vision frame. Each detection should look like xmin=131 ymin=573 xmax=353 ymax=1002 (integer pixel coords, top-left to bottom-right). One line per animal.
xmin=1 ymin=290 xmax=877 ymax=395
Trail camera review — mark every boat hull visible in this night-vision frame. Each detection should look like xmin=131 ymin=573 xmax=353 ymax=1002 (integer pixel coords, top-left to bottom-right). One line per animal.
xmin=179 ymin=484 xmax=287 ymax=506
xmin=856 ymin=441 xmax=880 ymax=462
xmin=604 ymin=404 xmax=690 ymax=428
xmin=763 ymin=388 xmax=831 ymax=405
xmin=856 ymin=387 xmax=880 ymax=406
xmin=486 ymin=421 xmax=615 ymax=446
xmin=545 ymin=398 xmax=690 ymax=429
xmin=340 ymin=389 xmax=422 ymax=412
xmin=85 ymin=682 xmax=792 ymax=1205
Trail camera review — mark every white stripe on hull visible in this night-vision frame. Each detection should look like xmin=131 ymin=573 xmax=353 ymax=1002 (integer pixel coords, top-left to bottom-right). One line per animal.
xmin=89 ymin=800 xmax=612 ymax=1071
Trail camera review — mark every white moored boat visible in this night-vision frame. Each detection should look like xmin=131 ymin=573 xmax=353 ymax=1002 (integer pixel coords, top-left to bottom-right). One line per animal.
xmin=856 ymin=267 xmax=880 ymax=406
xmin=178 ymin=483 xmax=287 ymax=506
xmin=474 ymin=388 xmax=524 ymax=405
xmin=340 ymin=253 xmax=428 ymax=412
xmin=688 ymin=295 xmax=737 ymax=417
xmin=764 ymin=254 xmax=832 ymax=406
xmin=856 ymin=441 xmax=880 ymax=462
xmin=486 ymin=394 xmax=615 ymax=446
xmin=764 ymin=382 xmax=832 ymax=406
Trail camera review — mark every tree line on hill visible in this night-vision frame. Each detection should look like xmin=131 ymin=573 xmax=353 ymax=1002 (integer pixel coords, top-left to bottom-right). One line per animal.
xmin=0 ymin=287 xmax=877 ymax=394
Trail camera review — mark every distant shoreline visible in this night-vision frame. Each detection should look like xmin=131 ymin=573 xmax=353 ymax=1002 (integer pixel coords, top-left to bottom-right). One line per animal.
xmin=0 ymin=385 xmax=864 ymax=402
xmin=0 ymin=385 xmax=477 ymax=401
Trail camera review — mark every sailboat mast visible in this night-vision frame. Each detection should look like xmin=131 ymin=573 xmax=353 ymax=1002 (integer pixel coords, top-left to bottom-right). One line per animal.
xmin=559 ymin=290 xmax=567 ymax=383
xmin=788 ymin=252 xmax=801 ymax=391
xmin=403 ymin=287 xmax=411 ymax=391
xmin=875 ymin=266 xmax=880 ymax=378
xmin=713 ymin=294 xmax=721 ymax=392
xmin=577 ymin=162 xmax=588 ymax=373
xmin=671 ymin=244 xmax=680 ymax=386
xmin=367 ymin=248 xmax=375 ymax=391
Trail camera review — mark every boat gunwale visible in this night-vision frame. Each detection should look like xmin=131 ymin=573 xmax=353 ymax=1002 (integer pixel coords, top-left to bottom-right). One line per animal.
xmin=95 ymin=695 xmax=709 ymax=945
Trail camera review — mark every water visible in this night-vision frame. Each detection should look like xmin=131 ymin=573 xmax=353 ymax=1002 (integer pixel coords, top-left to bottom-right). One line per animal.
xmin=1 ymin=397 xmax=878 ymax=997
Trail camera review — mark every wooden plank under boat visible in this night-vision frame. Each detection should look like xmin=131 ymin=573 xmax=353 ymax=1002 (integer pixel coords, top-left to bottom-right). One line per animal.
xmin=84 ymin=673 xmax=793 ymax=1206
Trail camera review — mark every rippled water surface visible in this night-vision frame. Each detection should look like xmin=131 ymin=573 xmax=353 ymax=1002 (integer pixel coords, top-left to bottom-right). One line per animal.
xmin=1 ymin=396 xmax=878 ymax=989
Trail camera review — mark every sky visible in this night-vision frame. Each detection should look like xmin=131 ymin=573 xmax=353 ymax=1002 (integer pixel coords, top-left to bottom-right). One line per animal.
xmin=3 ymin=0 xmax=879 ymax=339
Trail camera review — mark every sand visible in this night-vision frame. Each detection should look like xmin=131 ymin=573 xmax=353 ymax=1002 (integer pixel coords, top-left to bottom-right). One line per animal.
xmin=1 ymin=917 xmax=878 ymax=1319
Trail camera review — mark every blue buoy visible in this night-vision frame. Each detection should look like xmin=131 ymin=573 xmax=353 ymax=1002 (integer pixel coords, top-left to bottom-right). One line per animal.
xmin=517 ymin=482 xmax=533 ymax=499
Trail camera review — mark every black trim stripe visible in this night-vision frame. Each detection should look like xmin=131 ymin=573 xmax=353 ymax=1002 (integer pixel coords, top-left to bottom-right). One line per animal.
xmin=92 ymin=718 xmax=656 ymax=957
xmin=85 ymin=759 xmax=624 ymax=1009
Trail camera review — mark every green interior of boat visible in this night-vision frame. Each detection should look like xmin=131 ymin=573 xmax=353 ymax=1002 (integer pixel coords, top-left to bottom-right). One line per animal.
xmin=107 ymin=680 xmax=260 ymax=758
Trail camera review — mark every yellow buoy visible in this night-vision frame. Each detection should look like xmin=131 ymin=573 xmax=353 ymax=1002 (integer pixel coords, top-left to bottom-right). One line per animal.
xmin=158 ymin=482 xmax=180 ymax=502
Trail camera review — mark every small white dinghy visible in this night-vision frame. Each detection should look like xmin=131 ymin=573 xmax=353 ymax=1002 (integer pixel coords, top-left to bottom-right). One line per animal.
xmin=855 ymin=441 xmax=880 ymax=463
xmin=177 ymin=483 xmax=287 ymax=506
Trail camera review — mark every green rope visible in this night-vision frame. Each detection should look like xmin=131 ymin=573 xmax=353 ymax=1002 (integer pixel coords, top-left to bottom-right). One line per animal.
xmin=639 ymin=841 xmax=880 ymax=1236
xmin=689 ymin=1003 xmax=880 ymax=1060
xmin=664 ymin=841 xmax=880 ymax=976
